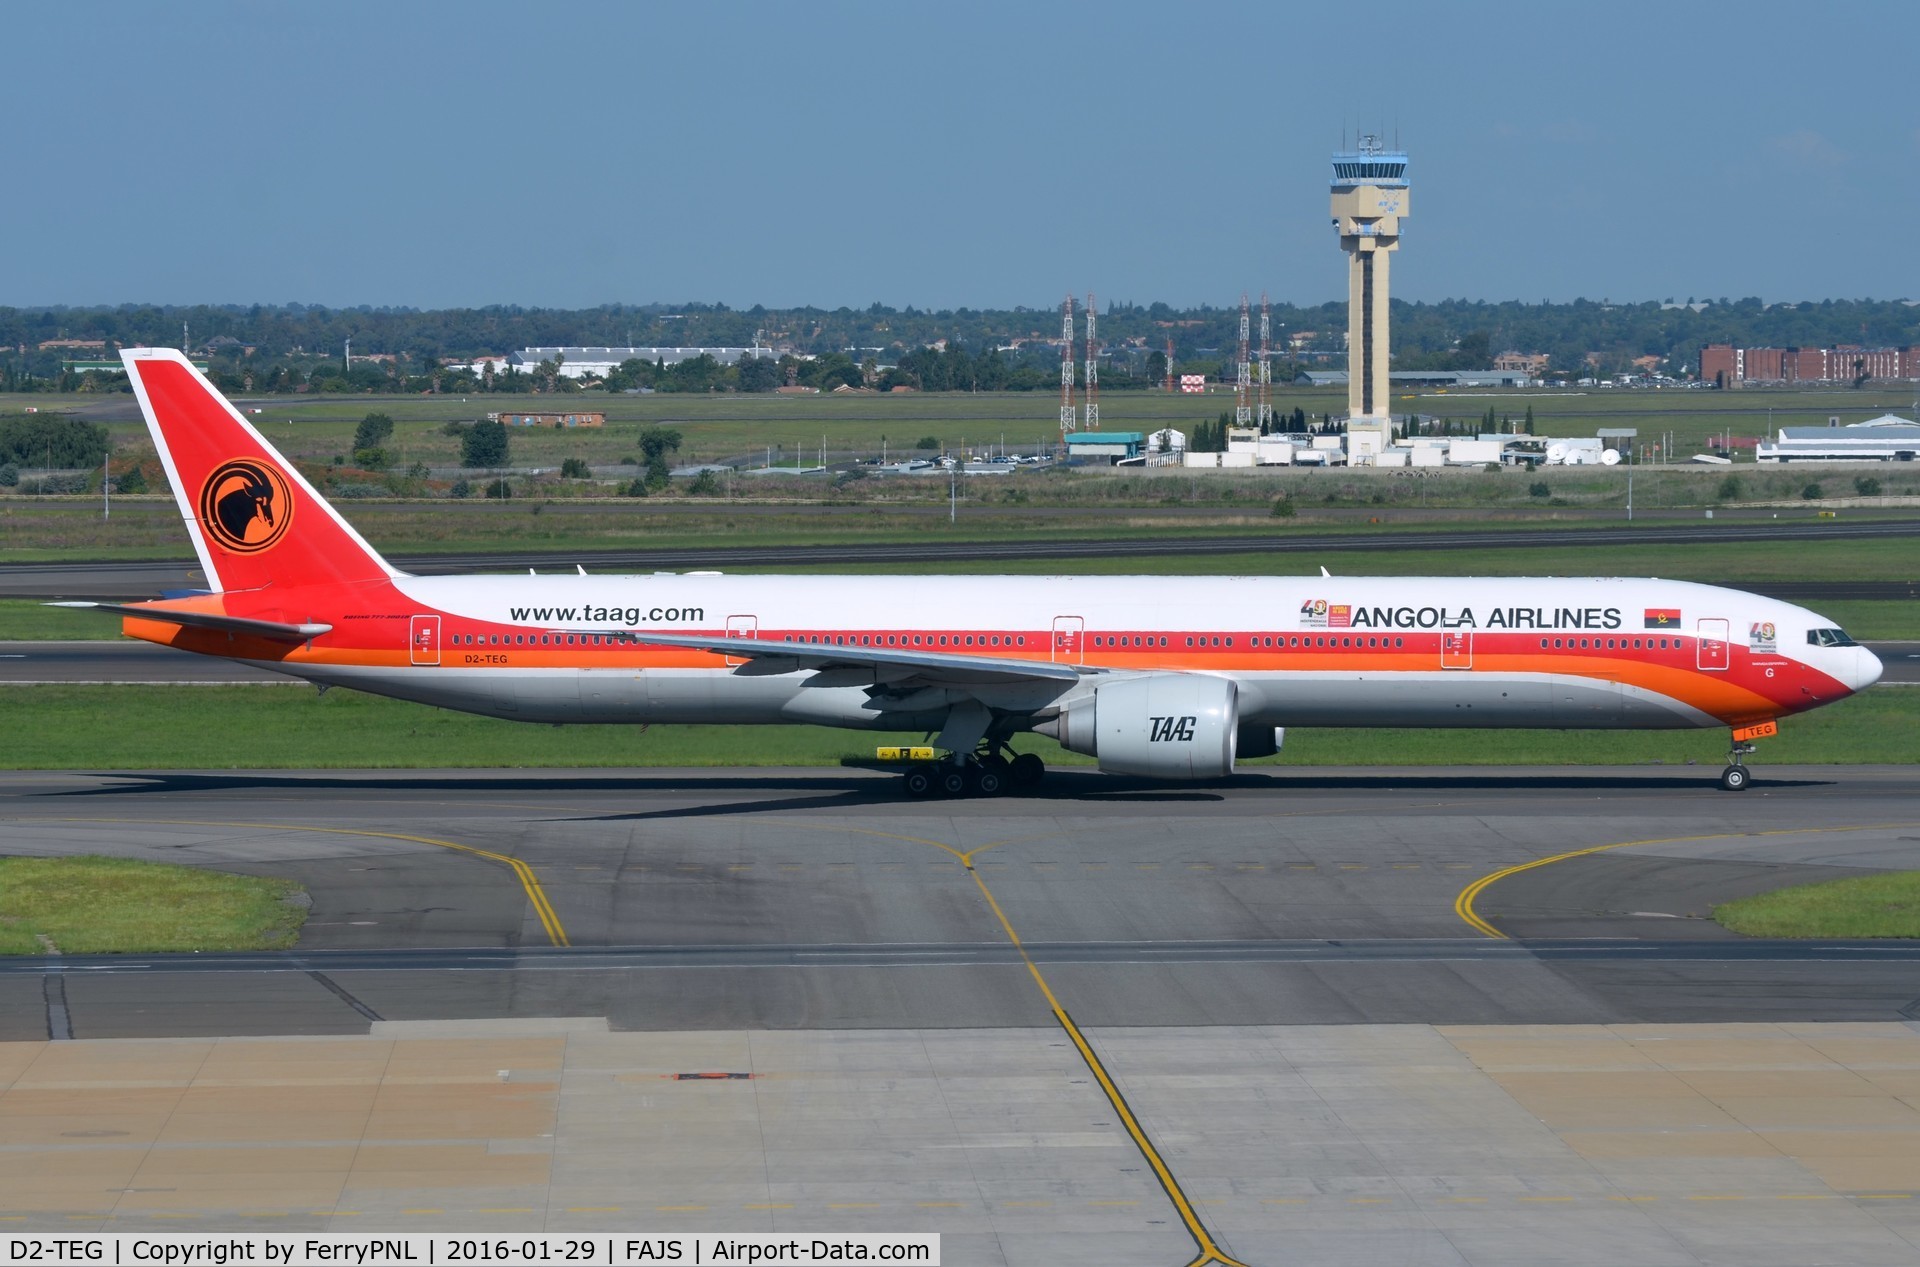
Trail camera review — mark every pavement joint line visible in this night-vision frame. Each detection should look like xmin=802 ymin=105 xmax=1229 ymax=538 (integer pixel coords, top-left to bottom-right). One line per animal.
xmin=59 ymin=817 xmax=570 ymax=948
xmin=1453 ymin=820 xmax=1920 ymax=938
xmin=8 ymin=1193 xmax=1898 ymax=1217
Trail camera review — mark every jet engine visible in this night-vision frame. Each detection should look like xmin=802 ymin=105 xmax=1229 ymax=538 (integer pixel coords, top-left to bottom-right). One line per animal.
xmin=1037 ymin=673 xmax=1238 ymax=779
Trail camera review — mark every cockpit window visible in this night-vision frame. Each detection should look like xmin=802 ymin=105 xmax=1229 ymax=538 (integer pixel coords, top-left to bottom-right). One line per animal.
xmin=1807 ymin=628 xmax=1858 ymax=648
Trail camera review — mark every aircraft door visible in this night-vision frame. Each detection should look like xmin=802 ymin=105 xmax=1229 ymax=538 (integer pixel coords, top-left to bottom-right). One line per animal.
xmin=724 ymin=614 xmax=758 ymax=666
xmin=1441 ymin=630 xmax=1472 ymax=670
xmin=1697 ymin=618 xmax=1730 ymax=671
xmin=409 ymin=615 xmax=440 ymax=666
xmin=1051 ymin=615 xmax=1084 ymax=664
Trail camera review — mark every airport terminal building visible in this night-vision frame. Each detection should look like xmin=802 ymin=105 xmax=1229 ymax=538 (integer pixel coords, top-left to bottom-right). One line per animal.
xmin=512 ymin=346 xmax=776 ymax=378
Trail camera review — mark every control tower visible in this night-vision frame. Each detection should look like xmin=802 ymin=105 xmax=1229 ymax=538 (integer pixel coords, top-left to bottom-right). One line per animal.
xmin=1330 ymin=136 xmax=1408 ymax=435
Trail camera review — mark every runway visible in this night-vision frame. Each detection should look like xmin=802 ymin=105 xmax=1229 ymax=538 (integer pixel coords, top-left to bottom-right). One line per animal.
xmin=6 ymin=637 xmax=1917 ymax=682
xmin=3 ymin=516 xmax=1916 ymax=597
xmin=8 ymin=767 xmax=1920 ymax=1260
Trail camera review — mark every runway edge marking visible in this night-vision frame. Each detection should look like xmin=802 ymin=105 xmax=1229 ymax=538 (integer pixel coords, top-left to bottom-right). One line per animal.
xmin=61 ymin=817 xmax=570 ymax=948
xmin=1454 ymin=821 xmax=1920 ymax=939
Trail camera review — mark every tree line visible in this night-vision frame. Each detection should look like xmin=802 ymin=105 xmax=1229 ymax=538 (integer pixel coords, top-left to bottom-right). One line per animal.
xmin=6 ymin=295 xmax=1920 ymax=394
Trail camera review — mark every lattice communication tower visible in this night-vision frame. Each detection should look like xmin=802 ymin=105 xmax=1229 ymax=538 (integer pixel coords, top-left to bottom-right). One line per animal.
xmin=1235 ymin=294 xmax=1253 ymax=427
xmin=1059 ymin=294 xmax=1076 ymax=441
xmin=1083 ymin=293 xmax=1099 ymax=431
xmin=1257 ymin=292 xmax=1273 ymax=431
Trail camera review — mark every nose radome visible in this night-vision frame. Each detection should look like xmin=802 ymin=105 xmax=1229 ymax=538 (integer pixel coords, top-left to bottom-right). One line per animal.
xmin=1853 ymin=646 xmax=1884 ymax=691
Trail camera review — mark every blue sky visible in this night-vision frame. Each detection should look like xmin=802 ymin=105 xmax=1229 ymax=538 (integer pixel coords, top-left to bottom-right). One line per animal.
xmin=6 ymin=1 xmax=1915 ymax=309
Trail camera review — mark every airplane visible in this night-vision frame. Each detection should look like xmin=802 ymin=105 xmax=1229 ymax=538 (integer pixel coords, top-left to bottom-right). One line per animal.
xmin=66 ymin=347 xmax=1883 ymax=796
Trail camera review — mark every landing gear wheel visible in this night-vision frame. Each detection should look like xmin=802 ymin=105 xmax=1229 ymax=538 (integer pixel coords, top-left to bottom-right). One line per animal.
xmin=1009 ymin=753 xmax=1046 ymax=788
xmin=902 ymin=765 xmax=937 ymax=799
xmin=938 ymin=766 xmax=969 ymax=797
xmin=968 ymin=762 xmax=1007 ymax=798
xmin=1719 ymin=764 xmax=1751 ymax=792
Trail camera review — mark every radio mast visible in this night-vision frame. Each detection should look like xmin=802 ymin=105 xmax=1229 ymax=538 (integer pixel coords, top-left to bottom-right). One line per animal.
xmin=1257 ymin=292 xmax=1273 ymax=431
xmin=1083 ymin=293 xmax=1099 ymax=431
xmin=1235 ymin=294 xmax=1253 ymax=427
xmin=1059 ymin=294 xmax=1076 ymax=445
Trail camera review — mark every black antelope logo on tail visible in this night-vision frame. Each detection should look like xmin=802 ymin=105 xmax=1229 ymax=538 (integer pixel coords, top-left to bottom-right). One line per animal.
xmin=198 ymin=459 xmax=293 ymax=553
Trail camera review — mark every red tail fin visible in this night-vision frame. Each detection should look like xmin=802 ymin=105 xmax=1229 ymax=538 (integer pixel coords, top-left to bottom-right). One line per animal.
xmin=123 ymin=348 xmax=397 ymax=593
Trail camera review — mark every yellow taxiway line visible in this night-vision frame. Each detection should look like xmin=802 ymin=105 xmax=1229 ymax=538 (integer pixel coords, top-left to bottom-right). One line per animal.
xmin=1455 ymin=821 xmax=1919 ymax=939
xmin=61 ymin=817 xmax=569 ymax=947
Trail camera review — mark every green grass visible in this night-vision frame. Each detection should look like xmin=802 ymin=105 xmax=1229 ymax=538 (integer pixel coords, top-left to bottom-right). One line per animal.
xmin=0 ymin=682 xmax=1912 ymax=770
xmin=1714 ymin=872 xmax=1920 ymax=939
xmin=0 ymin=600 xmax=123 ymax=639
xmin=33 ymin=382 xmax=1920 ymax=469
xmin=0 ymin=856 xmax=305 ymax=955
xmin=792 ymin=536 xmax=1920 ymax=586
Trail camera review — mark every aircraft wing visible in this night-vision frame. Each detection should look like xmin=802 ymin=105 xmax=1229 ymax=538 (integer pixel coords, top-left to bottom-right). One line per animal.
xmin=47 ymin=601 xmax=332 ymax=642
xmin=615 ymin=630 xmax=1091 ymax=686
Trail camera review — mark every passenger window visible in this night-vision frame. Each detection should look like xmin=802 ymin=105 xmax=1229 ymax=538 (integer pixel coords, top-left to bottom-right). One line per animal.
xmin=1225 ymin=637 xmax=1234 ymax=648
xmin=1186 ymin=637 xmax=1194 ymax=647
xmin=1554 ymin=638 xmax=1562 ymax=648
xmin=965 ymin=636 xmax=974 ymax=646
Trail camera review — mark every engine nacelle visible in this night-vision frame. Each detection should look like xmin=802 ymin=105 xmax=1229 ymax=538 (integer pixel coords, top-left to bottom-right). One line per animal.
xmin=1038 ymin=673 xmax=1238 ymax=779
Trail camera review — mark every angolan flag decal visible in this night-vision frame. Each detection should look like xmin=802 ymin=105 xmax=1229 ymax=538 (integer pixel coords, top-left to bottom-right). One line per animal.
xmin=1644 ymin=608 xmax=1681 ymax=628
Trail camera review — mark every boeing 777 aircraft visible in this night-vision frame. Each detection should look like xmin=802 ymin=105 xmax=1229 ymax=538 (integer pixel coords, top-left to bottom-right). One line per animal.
xmin=73 ymin=348 xmax=1883 ymax=796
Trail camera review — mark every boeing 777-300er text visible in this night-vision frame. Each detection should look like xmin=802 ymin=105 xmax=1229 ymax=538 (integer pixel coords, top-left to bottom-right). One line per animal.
xmin=70 ymin=348 xmax=1883 ymax=795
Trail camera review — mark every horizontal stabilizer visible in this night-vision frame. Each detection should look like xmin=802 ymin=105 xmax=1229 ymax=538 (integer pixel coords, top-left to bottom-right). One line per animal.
xmin=47 ymin=602 xmax=331 ymax=642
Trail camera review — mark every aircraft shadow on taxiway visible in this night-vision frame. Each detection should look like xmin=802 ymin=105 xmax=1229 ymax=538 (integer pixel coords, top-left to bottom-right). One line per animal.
xmin=34 ymin=769 xmax=1830 ymax=818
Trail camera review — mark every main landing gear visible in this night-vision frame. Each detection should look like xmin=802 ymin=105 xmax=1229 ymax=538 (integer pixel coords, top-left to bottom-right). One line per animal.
xmin=901 ymin=745 xmax=1046 ymax=799
xmin=1719 ymin=742 xmax=1757 ymax=792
